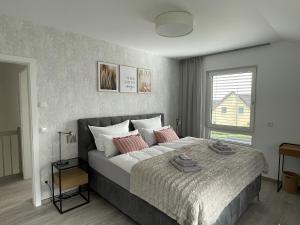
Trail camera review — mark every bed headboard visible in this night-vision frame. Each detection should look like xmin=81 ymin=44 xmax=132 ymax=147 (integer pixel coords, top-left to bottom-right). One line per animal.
xmin=77 ymin=113 xmax=164 ymax=162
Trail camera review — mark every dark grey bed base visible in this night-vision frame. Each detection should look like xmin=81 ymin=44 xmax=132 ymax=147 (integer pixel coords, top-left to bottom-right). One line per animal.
xmin=77 ymin=113 xmax=261 ymax=225
xmin=89 ymin=167 xmax=261 ymax=225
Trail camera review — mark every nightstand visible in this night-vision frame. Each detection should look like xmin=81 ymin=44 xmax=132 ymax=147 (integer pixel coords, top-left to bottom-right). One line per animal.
xmin=277 ymin=143 xmax=300 ymax=192
xmin=51 ymin=158 xmax=89 ymax=213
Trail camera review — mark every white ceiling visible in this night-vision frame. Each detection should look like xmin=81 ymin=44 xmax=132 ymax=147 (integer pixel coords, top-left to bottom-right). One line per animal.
xmin=0 ymin=0 xmax=299 ymax=58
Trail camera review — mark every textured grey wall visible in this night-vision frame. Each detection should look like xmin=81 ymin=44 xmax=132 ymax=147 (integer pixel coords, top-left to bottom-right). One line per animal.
xmin=0 ymin=15 xmax=179 ymax=198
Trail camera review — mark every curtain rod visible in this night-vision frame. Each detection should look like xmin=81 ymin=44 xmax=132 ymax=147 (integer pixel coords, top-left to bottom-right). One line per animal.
xmin=202 ymin=43 xmax=271 ymax=57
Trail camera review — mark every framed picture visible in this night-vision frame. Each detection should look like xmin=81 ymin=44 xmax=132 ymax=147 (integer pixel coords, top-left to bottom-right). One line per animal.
xmin=138 ymin=68 xmax=151 ymax=93
xmin=119 ymin=65 xmax=137 ymax=93
xmin=98 ymin=62 xmax=119 ymax=92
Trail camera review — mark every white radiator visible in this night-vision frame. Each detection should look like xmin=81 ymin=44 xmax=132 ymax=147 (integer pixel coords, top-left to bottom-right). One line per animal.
xmin=0 ymin=128 xmax=22 ymax=177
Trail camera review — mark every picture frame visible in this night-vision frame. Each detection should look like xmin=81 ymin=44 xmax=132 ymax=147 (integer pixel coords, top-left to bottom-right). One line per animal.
xmin=98 ymin=62 xmax=119 ymax=92
xmin=138 ymin=68 xmax=152 ymax=93
xmin=119 ymin=65 xmax=137 ymax=93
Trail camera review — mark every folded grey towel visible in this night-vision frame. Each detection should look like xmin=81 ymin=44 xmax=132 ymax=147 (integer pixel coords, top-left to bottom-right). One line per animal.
xmin=178 ymin=153 xmax=192 ymax=161
xmin=170 ymin=160 xmax=202 ymax=173
xmin=208 ymin=144 xmax=235 ymax=155
xmin=213 ymin=142 xmax=232 ymax=151
xmin=174 ymin=156 xmax=198 ymax=167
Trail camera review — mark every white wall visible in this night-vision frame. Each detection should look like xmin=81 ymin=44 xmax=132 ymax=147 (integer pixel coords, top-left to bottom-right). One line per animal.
xmin=0 ymin=62 xmax=24 ymax=132
xmin=203 ymin=41 xmax=300 ymax=179
xmin=0 ymin=15 xmax=180 ymax=199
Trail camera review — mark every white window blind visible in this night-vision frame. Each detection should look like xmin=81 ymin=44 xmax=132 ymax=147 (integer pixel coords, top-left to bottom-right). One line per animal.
xmin=206 ymin=67 xmax=256 ymax=145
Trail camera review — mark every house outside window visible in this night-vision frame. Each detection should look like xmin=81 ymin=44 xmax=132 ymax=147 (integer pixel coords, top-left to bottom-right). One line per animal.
xmin=206 ymin=66 xmax=256 ymax=145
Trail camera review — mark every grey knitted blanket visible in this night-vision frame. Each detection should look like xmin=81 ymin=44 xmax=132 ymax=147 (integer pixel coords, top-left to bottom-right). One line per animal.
xmin=130 ymin=139 xmax=267 ymax=225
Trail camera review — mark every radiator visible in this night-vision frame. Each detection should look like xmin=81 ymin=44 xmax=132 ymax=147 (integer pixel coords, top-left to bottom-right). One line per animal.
xmin=0 ymin=128 xmax=22 ymax=177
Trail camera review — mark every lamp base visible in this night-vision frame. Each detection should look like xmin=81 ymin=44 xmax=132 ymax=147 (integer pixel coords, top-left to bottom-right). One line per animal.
xmin=56 ymin=160 xmax=69 ymax=166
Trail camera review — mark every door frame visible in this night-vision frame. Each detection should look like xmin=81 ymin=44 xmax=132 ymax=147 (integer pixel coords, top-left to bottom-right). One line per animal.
xmin=0 ymin=53 xmax=41 ymax=207
xmin=19 ymin=68 xmax=32 ymax=180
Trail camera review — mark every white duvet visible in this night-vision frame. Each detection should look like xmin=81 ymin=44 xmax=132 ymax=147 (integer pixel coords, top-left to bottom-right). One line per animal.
xmin=109 ymin=137 xmax=198 ymax=173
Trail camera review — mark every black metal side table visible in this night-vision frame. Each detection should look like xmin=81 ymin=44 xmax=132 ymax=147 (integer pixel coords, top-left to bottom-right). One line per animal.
xmin=51 ymin=158 xmax=89 ymax=213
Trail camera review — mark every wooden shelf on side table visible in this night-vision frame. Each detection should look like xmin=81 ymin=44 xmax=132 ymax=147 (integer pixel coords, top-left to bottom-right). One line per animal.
xmin=53 ymin=167 xmax=88 ymax=191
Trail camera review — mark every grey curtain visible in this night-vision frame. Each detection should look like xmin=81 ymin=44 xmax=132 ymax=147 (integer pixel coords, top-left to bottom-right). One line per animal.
xmin=179 ymin=57 xmax=205 ymax=138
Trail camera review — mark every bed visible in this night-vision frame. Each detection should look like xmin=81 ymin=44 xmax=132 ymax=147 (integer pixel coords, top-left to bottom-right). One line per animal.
xmin=78 ymin=113 xmax=264 ymax=225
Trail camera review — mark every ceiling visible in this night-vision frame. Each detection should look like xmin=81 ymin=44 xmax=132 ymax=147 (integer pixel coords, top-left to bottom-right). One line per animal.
xmin=0 ymin=0 xmax=299 ymax=58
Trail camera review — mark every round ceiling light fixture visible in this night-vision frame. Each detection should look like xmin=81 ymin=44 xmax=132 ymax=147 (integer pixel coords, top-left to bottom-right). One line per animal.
xmin=155 ymin=11 xmax=193 ymax=37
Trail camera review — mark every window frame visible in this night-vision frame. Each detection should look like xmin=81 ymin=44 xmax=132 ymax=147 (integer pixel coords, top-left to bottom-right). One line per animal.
xmin=205 ymin=66 xmax=257 ymax=144
xmin=209 ymin=130 xmax=253 ymax=146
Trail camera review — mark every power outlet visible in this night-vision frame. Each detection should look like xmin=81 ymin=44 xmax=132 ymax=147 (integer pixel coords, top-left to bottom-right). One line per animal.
xmin=42 ymin=178 xmax=49 ymax=185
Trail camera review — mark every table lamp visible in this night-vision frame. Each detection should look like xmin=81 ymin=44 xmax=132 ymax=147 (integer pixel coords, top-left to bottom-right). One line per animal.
xmin=56 ymin=131 xmax=76 ymax=166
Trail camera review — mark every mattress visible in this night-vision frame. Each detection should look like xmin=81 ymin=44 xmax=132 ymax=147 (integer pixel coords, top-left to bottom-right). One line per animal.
xmin=109 ymin=137 xmax=200 ymax=173
xmin=109 ymin=145 xmax=174 ymax=173
xmin=89 ymin=136 xmax=259 ymax=192
xmin=88 ymin=150 xmax=130 ymax=190
xmin=88 ymin=138 xmax=195 ymax=190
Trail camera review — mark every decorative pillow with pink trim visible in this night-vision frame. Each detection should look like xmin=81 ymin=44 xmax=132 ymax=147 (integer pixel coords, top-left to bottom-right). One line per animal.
xmin=140 ymin=125 xmax=170 ymax=146
xmin=154 ymin=127 xmax=179 ymax=143
xmin=113 ymin=134 xmax=149 ymax=154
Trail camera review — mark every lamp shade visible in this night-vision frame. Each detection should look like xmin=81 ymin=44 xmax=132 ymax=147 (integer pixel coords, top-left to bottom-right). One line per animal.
xmin=155 ymin=11 xmax=193 ymax=37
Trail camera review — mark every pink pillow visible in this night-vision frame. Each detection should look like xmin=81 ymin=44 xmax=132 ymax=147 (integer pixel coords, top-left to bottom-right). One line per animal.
xmin=113 ymin=134 xmax=149 ymax=154
xmin=154 ymin=127 xmax=179 ymax=143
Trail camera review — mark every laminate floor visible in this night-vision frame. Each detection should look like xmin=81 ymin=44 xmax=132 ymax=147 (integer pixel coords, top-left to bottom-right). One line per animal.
xmin=0 ymin=177 xmax=299 ymax=225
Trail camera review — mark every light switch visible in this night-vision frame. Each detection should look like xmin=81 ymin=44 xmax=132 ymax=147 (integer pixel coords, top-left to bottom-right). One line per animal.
xmin=267 ymin=122 xmax=274 ymax=127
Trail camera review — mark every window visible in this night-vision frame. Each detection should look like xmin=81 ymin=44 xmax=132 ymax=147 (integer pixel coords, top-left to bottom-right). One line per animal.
xmin=238 ymin=107 xmax=244 ymax=114
xmin=221 ymin=107 xmax=227 ymax=113
xmin=206 ymin=67 xmax=256 ymax=145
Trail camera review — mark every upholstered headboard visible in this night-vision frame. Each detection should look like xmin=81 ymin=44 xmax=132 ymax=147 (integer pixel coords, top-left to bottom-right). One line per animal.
xmin=77 ymin=113 xmax=164 ymax=162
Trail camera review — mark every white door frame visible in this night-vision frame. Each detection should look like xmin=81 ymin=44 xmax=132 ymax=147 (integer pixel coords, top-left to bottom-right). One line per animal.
xmin=0 ymin=53 xmax=41 ymax=207
xmin=19 ymin=68 xmax=32 ymax=180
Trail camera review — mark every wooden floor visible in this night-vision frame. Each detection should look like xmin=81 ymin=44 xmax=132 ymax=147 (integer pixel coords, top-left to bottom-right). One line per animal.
xmin=0 ymin=177 xmax=299 ymax=225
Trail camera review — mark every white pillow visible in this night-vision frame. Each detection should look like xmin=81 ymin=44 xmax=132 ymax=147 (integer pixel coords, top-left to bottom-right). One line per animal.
xmin=102 ymin=130 xmax=139 ymax=157
xmin=89 ymin=120 xmax=129 ymax=151
xmin=140 ymin=126 xmax=170 ymax=146
xmin=131 ymin=116 xmax=162 ymax=130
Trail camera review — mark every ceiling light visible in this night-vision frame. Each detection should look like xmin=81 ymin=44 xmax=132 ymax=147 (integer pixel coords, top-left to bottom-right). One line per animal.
xmin=155 ymin=11 xmax=193 ymax=37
